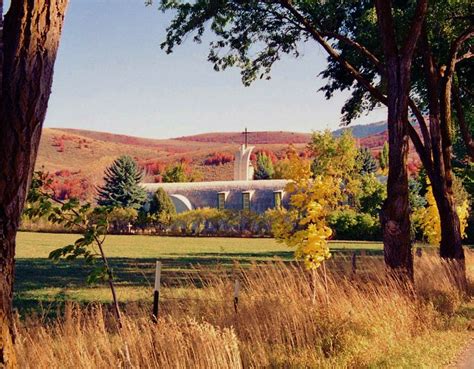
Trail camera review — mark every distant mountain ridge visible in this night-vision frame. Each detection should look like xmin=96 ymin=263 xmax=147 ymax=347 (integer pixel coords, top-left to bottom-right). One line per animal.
xmin=333 ymin=120 xmax=387 ymax=138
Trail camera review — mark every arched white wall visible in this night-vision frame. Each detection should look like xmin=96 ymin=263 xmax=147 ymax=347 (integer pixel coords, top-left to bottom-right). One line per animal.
xmin=170 ymin=194 xmax=193 ymax=213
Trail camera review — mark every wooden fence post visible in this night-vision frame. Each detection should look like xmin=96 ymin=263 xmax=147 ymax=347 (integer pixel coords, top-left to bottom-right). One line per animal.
xmin=233 ymin=279 xmax=240 ymax=313
xmin=152 ymin=261 xmax=162 ymax=322
xmin=351 ymin=252 xmax=357 ymax=275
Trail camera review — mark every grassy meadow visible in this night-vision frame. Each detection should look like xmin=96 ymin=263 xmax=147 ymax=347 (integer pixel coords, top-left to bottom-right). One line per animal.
xmin=15 ymin=232 xmax=383 ymax=308
xmin=14 ymin=232 xmax=474 ymax=368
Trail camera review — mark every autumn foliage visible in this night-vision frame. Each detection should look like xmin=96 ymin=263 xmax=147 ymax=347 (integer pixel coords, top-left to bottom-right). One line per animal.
xmin=204 ymin=152 xmax=234 ymax=166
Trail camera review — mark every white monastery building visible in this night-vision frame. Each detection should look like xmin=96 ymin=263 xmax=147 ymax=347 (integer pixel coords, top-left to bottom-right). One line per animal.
xmin=142 ymin=143 xmax=290 ymax=214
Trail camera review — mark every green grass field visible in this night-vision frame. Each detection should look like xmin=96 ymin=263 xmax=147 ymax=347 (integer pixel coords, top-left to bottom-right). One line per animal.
xmin=15 ymin=232 xmax=386 ymax=311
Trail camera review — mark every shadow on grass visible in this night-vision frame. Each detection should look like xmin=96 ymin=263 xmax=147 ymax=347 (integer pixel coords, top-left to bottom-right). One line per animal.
xmin=14 ymin=247 xmax=383 ymax=313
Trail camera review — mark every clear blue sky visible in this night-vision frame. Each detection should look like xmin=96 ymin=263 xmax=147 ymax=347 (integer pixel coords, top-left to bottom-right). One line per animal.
xmin=6 ymin=0 xmax=387 ymax=139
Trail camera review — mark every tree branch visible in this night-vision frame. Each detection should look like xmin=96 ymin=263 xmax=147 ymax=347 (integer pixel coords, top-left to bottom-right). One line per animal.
xmin=279 ymin=0 xmax=433 ymax=173
xmin=401 ymin=0 xmax=428 ymax=62
xmin=320 ymin=29 xmax=432 ymax=163
xmin=320 ymin=31 xmax=384 ymax=74
xmin=439 ymin=26 xmax=474 ymax=169
xmin=407 ymin=121 xmax=433 ymax=178
xmin=453 ymin=82 xmax=474 ymax=161
xmin=374 ymin=0 xmax=398 ymax=60
xmin=456 ymin=50 xmax=473 ymax=63
xmin=278 ymin=0 xmax=387 ymax=105
xmin=408 ymin=99 xmax=432 ymax=158
xmin=444 ymin=26 xmax=474 ymax=83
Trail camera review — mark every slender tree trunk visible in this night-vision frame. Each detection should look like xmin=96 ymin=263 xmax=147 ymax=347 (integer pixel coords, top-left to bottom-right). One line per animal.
xmin=430 ymin=164 xmax=466 ymax=289
xmin=453 ymin=84 xmax=474 ymax=161
xmin=419 ymin=29 xmax=465 ymax=264
xmin=430 ymin=176 xmax=463 ymax=258
xmin=0 ymin=1 xmax=68 ymax=367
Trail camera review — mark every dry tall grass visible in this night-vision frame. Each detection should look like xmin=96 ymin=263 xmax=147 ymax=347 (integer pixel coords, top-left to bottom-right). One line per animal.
xmin=16 ymin=251 xmax=473 ymax=368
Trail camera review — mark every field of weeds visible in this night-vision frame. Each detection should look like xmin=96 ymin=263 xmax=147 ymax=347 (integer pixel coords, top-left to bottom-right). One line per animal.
xmin=15 ymin=249 xmax=474 ymax=368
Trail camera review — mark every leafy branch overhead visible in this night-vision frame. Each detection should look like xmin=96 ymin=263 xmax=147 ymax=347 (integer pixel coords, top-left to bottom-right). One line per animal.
xmin=158 ymin=0 xmax=472 ymax=149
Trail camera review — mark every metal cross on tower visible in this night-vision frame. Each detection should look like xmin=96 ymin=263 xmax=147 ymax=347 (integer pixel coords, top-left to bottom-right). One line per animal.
xmin=243 ymin=127 xmax=249 ymax=148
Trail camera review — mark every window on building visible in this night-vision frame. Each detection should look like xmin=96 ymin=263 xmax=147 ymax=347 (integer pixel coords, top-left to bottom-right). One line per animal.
xmin=217 ymin=192 xmax=226 ymax=210
xmin=274 ymin=191 xmax=282 ymax=209
xmin=242 ymin=192 xmax=251 ymax=211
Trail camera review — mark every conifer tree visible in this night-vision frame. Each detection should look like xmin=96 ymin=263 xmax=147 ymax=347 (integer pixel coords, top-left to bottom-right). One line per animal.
xmin=357 ymin=148 xmax=378 ymax=175
xmin=97 ymin=156 xmax=147 ymax=209
xmin=149 ymin=188 xmax=176 ymax=218
xmin=379 ymin=142 xmax=389 ymax=173
xmin=254 ymin=152 xmax=275 ymax=180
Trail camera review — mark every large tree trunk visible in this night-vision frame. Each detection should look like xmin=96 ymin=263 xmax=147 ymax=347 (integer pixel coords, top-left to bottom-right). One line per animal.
xmin=0 ymin=1 xmax=68 ymax=367
xmin=380 ymin=60 xmax=413 ymax=280
xmin=375 ymin=0 xmax=427 ymax=281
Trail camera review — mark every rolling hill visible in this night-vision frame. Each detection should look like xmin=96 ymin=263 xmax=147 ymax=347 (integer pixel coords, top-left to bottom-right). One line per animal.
xmin=36 ymin=122 xmax=420 ymax=200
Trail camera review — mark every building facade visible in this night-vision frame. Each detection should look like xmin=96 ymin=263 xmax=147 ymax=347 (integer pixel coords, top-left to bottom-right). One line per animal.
xmin=141 ymin=144 xmax=290 ymax=213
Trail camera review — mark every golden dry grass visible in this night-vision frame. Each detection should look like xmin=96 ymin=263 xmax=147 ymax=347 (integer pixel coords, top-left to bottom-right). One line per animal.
xmin=15 ymin=251 xmax=474 ymax=368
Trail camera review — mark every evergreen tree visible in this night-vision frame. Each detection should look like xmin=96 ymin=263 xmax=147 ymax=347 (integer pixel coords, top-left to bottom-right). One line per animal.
xmin=149 ymin=188 xmax=176 ymax=219
xmin=96 ymin=156 xmax=147 ymax=208
xmin=408 ymin=177 xmax=427 ymax=210
xmin=254 ymin=153 xmax=275 ymax=180
xmin=357 ymin=148 xmax=378 ymax=175
xmin=379 ymin=142 xmax=389 ymax=172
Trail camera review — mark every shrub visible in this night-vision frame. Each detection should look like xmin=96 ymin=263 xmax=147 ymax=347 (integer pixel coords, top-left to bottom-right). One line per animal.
xmin=164 ymin=208 xmax=274 ymax=237
xmin=146 ymin=188 xmax=177 ymax=231
xmin=327 ymin=209 xmax=381 ymax=241
xmin=162 ymin=164 xmax=188 ymax=183
xmin=204 ymin=152 xmax=234 ymax=166
xmin=108 ymin=207 xmax=139 ymax=233
xmin=357 ymin=174 xmax=386 ymax=216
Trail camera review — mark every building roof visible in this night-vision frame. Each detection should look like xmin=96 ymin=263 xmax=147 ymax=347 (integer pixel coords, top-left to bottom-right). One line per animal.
xmin=141 ymin=179 xmax=290 ymax=213
xmin=142 ymin=179 xmax=289 ymax=192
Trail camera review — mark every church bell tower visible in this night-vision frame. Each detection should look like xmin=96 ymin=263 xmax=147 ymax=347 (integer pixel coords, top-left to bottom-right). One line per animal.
xmin=233 ymin=128 xmax=254 ymax=181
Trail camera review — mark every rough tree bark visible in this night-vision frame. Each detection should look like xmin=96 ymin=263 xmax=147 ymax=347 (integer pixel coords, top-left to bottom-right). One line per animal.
xmin=375 ymin=0 xmax=428 ymax=281
xmin=419 ymin=28 xmax=466 ymax=266
xmin=0 ymin=1 xmax=68 ymax=367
